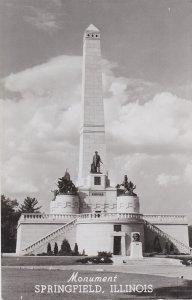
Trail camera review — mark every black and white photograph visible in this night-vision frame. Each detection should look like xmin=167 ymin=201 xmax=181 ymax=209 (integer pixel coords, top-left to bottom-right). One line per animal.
xmin=1 ymin=0 xmax=192 ymax=299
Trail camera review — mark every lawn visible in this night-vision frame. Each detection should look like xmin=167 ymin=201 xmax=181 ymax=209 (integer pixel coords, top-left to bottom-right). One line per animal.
xmin=2 ymin=256 xmax=85 ymax=266
xmin=2 ymin=268 xmax=192 ymax=299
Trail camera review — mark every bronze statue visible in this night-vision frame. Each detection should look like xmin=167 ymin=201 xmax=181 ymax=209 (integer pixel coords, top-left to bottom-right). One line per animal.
xmin=53 ymin=169 xmax=78 ymax=195
xmin=91 ymin=151 xmax=103 ymax=173
xmin=51 ymin=189 xmax=58 ymax=201
xmin=116 ymin=175 xmax=137 ymax=196
xmin=132 ymin=232 xmax=140 ymax=242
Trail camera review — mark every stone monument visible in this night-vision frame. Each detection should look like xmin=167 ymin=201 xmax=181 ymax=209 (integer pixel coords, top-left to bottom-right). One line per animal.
xmin=78 ymin=24 xmax=106 ymax=186
xmin=130 ymin=232 xmax=143 ymax=259
xmin=15 ymin=25 xmax=190 ymax=258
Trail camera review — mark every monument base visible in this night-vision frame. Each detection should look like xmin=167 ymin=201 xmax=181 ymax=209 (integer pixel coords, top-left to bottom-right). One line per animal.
xmin=117 ymin=195 xmax=140 ymax=213
xmin=50 ymin=194 xmax=79 ymax=214
xmin=130 ymin=241 xmax=143 ymax=259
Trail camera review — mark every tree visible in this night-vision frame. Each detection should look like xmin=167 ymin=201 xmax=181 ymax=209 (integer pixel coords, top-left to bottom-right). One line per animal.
xmin=153 ymin=236 xmax=162 ymax=253
xmin=74 ymin=243 xmax=79 ymax=255
xmin=1 ymin=195 xmax=20 ymax=252
xmin=54 ymin=242 xmax=58 ymax=255
xmin=19 ymin=197 xmax=41 ymax=213
xmin=47 ymin=242 xmax=52 ymax=254
xmin=60 ymin=239 xmax=71 ymax=255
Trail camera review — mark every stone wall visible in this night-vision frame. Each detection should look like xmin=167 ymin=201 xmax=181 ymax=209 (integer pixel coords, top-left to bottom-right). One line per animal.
xmin=16 ymin=221 xmax=76 ymax=255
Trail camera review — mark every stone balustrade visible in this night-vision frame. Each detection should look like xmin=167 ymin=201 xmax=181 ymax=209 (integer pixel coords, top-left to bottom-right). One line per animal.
xmin=19 ymin=212 xmax=143 ymax=223
xmin=78 ymin=212 xmax=143 ymax=220
xmin=19 ymin=213 xmax=77 ymax=222
xmin=143 ymin=214 xmax=187 ymax=224
xmin=19 ymin=212 xmax=187 ymax=225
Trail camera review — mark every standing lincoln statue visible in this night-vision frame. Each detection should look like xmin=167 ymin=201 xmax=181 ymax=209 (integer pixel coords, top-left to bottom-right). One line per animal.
xmin=91 ymin=151 xmax=103 ymax=173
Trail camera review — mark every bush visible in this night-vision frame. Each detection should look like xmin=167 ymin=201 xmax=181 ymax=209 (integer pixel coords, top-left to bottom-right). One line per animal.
xmin=76 ymin=256 xmax=113 ymax=264
xmin=98 ymin=251 xmax=112 ymax=257
xmin=47 ymin=242 xmax=52 ymax=254
xmin=73 ymin=243 xmax=79 ymax=255
xmin=37 ymin=252 xmax=49 ymax=256
xmin=143 ymin=252 xmax=156 ymax=257
xmin=181 ymin=259 xmax=192 ymax=266
xmin=54 ymin=242 xmax=59 ymax=255
xmin=59 ymin=239 xmax=71 ymax=255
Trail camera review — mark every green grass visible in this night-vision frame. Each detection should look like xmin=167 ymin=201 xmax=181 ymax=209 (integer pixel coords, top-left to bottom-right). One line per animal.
xmin=2 ymin=256 xmax=85 ymax=266
xmin=2 ymin=268 xmax=192 ymax=299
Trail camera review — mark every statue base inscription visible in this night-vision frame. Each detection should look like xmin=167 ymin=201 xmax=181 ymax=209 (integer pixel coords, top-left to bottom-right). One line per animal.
xmin=130 ymin=241 xmax=143 ymax=259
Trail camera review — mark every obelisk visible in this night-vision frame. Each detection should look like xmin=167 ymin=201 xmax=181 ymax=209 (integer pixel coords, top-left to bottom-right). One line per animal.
xmin=78 ymin=24 xmax=106 ymax=186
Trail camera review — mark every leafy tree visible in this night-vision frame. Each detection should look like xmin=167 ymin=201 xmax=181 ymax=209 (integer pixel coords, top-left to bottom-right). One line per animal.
xmin=54 ymin=242 xmax=58 ymax=255
xmin=60 ymin=239 xmax=71 ymax=255
xmin=19 ymin=197 xmax=41 ymax=213
xmin=1 ymin=195 xmax=20 ymax=252
xmin=74 ymin=243 xmax=79 ymax=255
xmin=47 ymin=242 xmax=52 ymax=254
xmin=153 ymin=236 xmax=162 ymax=253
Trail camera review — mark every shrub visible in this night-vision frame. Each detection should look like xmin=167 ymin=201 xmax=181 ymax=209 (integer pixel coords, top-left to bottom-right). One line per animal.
xmin=59 ymin=239 xmax=72 ymax=255
xmin=54 ymin=242 xmax=58 ymax=255
xmin=76 ymin=256 xmax=113 ymax=264
xmin=37 ymin=252 xmax=48 ymax=256
xmin=181 ymin=259 xmax=192 ymax=266
xmin=143 ymin=252 xmax=155 ymax=257
xmin=98 ymin=251 xmax=112 ymax=257
xmin=47 ymin=242 xmax=52 ymax=254
xmin=74 ymin=243 xmax=79 ymax=255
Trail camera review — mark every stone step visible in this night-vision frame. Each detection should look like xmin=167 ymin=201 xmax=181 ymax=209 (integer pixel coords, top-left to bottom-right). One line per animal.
xmin=112 ymin=256 xmax=182 ymax=266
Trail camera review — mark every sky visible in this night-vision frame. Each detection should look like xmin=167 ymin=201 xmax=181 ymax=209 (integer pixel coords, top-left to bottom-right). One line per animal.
xmin=1 ymin=0 xmax=192 ymax=221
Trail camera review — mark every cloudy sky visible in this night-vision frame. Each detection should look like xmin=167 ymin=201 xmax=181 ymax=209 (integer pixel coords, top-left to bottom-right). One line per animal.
xmin=1 ymin=0 xmax=192 ymax=221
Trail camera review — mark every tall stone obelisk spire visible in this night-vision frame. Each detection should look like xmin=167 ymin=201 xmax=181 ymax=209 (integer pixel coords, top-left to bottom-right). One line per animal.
xmin=78 ymin=24 xmax=106 ymax=186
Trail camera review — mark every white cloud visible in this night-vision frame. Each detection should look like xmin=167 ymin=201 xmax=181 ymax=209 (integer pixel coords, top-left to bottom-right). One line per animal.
xmin=156 ymin=173 xmax=179 ymax=187
xmin=105 ymin=91 xmax=192 ymax=153
xmin=5 ymin=55 xmax=82 ymax=97
xmin=24 ymin=6 xmax=61 ymax=32
xmin=184 ymin=163 xmax=192 ymax=184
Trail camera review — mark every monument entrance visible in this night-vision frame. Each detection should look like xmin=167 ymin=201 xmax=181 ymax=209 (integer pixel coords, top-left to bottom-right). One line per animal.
xmin=113 ymin=236 xmax=121 ymax=255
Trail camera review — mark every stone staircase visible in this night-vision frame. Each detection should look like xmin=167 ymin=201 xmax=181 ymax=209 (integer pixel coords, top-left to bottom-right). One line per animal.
xmin=22 ymin=218 xmax=77 ymax=255
xmin=144 ymin=219 xmax=192 ymax=254
xmin=112 ymin=256 xmax=182 ymax=265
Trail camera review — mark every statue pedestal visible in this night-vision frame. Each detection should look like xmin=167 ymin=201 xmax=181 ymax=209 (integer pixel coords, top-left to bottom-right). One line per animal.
xmin=117 ymin=195 xmax=140 ymax=213
xmin=50 ymin=194 xmax=79 ymax=214
xmin=130 ymin=242 xmax=143 ymax=259
xmin=86 ymin=173 xmax=108 ymax=189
